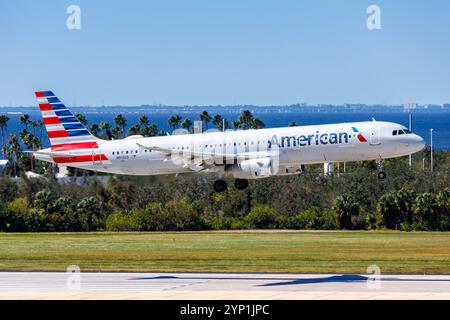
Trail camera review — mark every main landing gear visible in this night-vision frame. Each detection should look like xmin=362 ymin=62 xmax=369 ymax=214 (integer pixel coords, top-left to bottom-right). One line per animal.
xmin=213 ymin=178 xmax=249 ymax=192
xmin=234 ymin=178 xmax=249 ymax=190
xmin=213 ymin=179 xmax=228 ymax=192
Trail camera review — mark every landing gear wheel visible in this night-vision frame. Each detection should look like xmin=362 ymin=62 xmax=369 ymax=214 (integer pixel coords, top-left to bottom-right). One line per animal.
xmin=213 ymin=179 xmax=228 ymax=192
xmin=234 ymin=179 xmax=249 ymax=190
xmin=377 ymin=171 xmax=387 ymax=180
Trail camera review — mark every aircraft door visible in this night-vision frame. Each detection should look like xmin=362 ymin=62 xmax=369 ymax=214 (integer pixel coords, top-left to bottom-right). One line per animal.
xmin=92 ymin=147 xmax=102 ymax=165
xmin=370 ymin=125 xmax=380 ymax=145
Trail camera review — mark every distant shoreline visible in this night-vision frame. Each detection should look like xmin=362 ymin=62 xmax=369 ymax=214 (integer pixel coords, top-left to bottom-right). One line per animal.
xmin=1 ymin=106 xmax=450 ymax=114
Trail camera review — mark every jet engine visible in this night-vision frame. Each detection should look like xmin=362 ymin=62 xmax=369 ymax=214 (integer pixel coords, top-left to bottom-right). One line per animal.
xmin=225 ymin=158 xmax=274 ymax=179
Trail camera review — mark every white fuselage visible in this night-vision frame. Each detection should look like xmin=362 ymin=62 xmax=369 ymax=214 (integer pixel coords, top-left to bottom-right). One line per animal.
xmin=37 ymin=121 xmax=425 ymax=177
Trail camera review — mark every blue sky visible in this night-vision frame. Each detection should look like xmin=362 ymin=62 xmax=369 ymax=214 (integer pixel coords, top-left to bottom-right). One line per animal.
xmin=1 ymin=0 xmax=449 ymax=106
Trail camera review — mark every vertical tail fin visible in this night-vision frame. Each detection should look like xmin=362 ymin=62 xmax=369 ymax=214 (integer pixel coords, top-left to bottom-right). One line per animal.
xmin=35 ymin=91 xmax=99 ymax=150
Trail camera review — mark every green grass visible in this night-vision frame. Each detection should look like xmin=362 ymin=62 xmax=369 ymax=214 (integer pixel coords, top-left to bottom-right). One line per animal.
xmin=1 ymin=231 xmax=450 ymax=274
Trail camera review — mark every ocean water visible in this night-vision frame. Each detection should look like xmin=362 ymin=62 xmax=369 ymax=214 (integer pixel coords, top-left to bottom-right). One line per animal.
xmin=0 ymin=107 xmax=449 ymax=150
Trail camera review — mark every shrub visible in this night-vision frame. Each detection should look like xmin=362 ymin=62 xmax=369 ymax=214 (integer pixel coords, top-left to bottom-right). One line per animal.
xmin=333 ymin=193 xmax=360 ymax=229
xmin=206 ymin=215 xmax=236 ymax=230
xmin=377 ymin=189 xmax=416 ymax=230
xmin=106 ymin=212 xmax=140 ymax=231
xmin=413 ymin=192 xmax=449 ymax=231
xmin=321 ymin=210 xmax=338 ymax=230
xmin=281 ymin=207 xmax=323 ymax=229
xmin=163 ymin=199 xmax=208 ymax=231
xmin=365 ymin=213 xmax=379 ymax=230
xmin=242 ymin=205 xmax=282 ymax=229
xmin=377 ymin=193 xmax=399 ymax=229
xmin=76 ymin=196 xmax=104 ymax=231
xmin=107 ymin=199 xmax=208 ymax=231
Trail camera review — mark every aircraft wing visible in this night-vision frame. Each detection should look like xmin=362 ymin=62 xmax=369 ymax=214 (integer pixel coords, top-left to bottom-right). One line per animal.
xmin=136 ymin=143 xmax=280 ymax=170
xmin=136 ymin=144 xmax=173 ymax=157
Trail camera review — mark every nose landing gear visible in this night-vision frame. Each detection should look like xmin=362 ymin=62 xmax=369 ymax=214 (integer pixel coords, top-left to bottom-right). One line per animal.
xmin=377 ymin=171 xmax=387 ymax=180
xmin=376 ymin=160 xmax=387 ymax=180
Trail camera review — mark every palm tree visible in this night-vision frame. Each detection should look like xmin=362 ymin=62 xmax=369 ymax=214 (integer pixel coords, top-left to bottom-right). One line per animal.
xmin=20 ymin=114 xmax=31 ymax=130
xmin=19 ymin=129 xmax=29 ymax=141
xmin=237 ymin=110 xmax=264 ymax=130
xmin=37 ymin=120 xmax=44 ymax=144
xmin=200 ymin=111 xmax=212 ymax=129
xmin=114 ymin=114 xmax=127 ymax=138
xmin=6 ymin=134 xmax=21 ymax=177
xmin=75 ymin=113 xmax=88 ymax=126
xmin=111 ymin=127 xmax=121 ymax=139
xmin=128 ymin=124 xmax=141 ymax=136
xmin=168 ymin=115 xmax=182 ymax=130
xmin=23 ymin=132 xmax=38 ymax=172
xmin=139 ymin=116 xmax=150 ymax=127
xmin=333 ymin=193 xmax=359 ymax=229
xmin=212 ymin=114 xmax=227 ymax=130
xmin=90 ymin=123 xmax=100 ymax=136
xmin=99 ymin=121 xmax=112 ymax=139
xmin=251 ymin=118 xmax=265 ymax=129
xmin=0 ymin=115 xmax=10 ymax=158
xmin=31 ymin=121 xmax=38 ymax=139
xmin=181 ymin=119 xmax=193 ymax=131
xmin=141 ymin=124 xmax=158 ymax=137
xmin=238 ymin=110 xmax=254 ymax=129
xmin=99 ymin=121 xmax=110 ymax=131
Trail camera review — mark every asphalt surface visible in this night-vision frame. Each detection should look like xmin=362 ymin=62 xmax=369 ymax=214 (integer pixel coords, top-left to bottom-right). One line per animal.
xmin=1 ymin=272 xmax=450 ymax=299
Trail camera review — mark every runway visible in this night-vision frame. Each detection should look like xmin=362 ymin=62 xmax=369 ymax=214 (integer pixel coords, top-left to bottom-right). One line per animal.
xmin=1 ymin=272 xmax=450 ymax=299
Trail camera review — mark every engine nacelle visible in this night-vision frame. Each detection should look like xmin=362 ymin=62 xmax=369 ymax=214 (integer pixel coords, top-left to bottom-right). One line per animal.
xmin=225 ymin=158 xmax=274 ymax=179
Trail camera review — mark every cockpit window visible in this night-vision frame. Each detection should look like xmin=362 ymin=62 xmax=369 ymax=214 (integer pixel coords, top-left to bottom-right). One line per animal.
xmin=393 ymin=129 xmax=411 ymax=136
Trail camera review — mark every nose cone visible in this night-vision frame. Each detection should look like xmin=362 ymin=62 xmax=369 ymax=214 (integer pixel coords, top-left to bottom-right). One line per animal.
xmin=411 ymin=134 xmax=426 ymax=152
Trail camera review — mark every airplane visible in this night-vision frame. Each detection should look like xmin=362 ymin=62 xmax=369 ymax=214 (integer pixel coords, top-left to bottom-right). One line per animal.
xmin=33 ymin=91 xmax=426 ymax=192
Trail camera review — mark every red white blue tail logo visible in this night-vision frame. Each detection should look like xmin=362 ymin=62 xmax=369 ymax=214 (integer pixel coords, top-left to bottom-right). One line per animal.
xmin=35 ymin=91 xmax=108 ymax=164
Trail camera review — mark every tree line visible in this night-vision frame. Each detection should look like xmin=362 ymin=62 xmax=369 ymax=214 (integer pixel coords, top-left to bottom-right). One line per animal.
xmin=0 ymin=148 xmax=448 ymax=232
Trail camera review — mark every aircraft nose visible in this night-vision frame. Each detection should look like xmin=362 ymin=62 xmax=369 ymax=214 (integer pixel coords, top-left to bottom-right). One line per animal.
xmin=412 ymin=134 xmax=426 ymax=151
